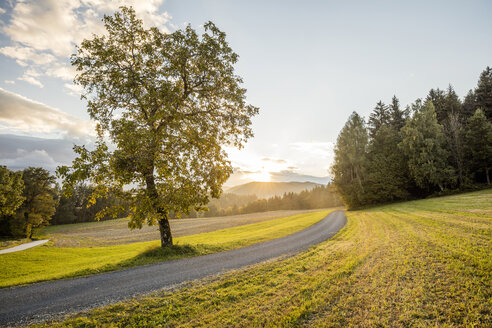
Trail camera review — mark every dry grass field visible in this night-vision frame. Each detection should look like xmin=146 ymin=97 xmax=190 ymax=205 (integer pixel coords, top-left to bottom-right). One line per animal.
xmin=40 ymin=209 xmax=330 ymax=247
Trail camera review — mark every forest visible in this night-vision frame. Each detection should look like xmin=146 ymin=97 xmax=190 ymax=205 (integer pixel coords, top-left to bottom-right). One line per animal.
xmin=199 ymin=184 xmax=343 ymax=217
xmin=0 ymin=167 xmax=341 ymax=238
xmin=332 ymin=66 xmax=492 ymax=208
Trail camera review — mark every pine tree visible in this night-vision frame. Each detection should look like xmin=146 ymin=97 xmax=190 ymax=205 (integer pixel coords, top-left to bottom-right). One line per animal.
xmin=388 ymin=95 xmax=408 ymax=130
xmin=462 ymin=89 xmax=477 ymax=119
xmin=464 ymin=109 xmax=492 ymax=184
xmin=426 ymin=88 xmax=447 ymax=123
xmin=475 ymin=66 xmax=492 ymax=119
xmin=332 ymin=112 xmax=368 ymax=208
xmin=364 ymin=125 xmax=410 ymax=204
xmin=368 ymin=101 xmax=390 ymax=138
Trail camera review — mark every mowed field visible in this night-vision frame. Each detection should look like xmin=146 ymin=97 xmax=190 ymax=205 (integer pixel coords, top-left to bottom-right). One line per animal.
xmin=0 ymin=210 xmax=334 ymax=287
xmin=41 ymin=209 xmax=328 ymax=247
xmin=35 ymin=189 xmax=491 ymax=327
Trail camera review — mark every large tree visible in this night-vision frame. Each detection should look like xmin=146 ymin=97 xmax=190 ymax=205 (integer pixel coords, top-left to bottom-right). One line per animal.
xmin=0 ymin=166 xmax=24 ymax=217
xmin=0 ymin=167 xmax=24 ymax=236
xmin=399 ymin=102 xmax=455 ymax=192
xmin=59 ymin=7 xmax=258 ymax=247
xmin=10 ymin=167 xmax=57 ymax=238
xmin=368 ymin=100 xmax=390 ymax=139
xmin=475 ymin=66 xmax=492 ymax=119
xmin=464 ymin=109 xmax=492 ymax=185
xmin=332 ymin=112 xmax=368 ymax=208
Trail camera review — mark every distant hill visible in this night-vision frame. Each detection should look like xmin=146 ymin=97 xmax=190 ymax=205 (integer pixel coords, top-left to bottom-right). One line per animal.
xmin=226 ymin=181 xmax=322 ymax=199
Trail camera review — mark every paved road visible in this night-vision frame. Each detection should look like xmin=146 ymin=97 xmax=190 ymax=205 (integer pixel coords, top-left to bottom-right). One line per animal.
xmin=0 ymin=240 xmax=49 ymax=254
xmin=0 ymin=210 xmax=346 ymax=327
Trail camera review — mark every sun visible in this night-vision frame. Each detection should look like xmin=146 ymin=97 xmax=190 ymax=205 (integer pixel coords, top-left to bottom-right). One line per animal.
xmin=246 ymin=170 xmax=271 ymax=182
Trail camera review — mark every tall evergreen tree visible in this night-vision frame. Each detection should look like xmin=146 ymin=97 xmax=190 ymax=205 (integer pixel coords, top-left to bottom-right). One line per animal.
xmin=332 ymin=112 xmax=368 ymax=208
xmin=388 ymin=95 xmax=407 ymax=130
xmin=464 ymin=109 xmax=492 ymax=185
xmin=462 ymin=89 xmax=477 ymax=119
xmin=475 ymin=66 xmax=492 ymax=119
xmin=440 ymin=86 xmax=465 ymax=186
xmin=368 ymin=101 xmax=390 ymax=138
xmin=399 ymin=102 xmax=455 ymax=192
xmin=364 ymin=124 xmax=410 ymax=204
xmin=426 ymin=88 xmax=447 ymax=123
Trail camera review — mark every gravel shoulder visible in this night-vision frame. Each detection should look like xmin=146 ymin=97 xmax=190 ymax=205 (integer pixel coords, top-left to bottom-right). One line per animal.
xmin=0 ymin=210 xmax=346 ymax=327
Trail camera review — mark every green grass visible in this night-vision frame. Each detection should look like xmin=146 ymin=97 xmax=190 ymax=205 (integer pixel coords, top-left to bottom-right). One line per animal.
xmin=0 ymin=210 xmax=333 ymax=288
xmin=35 ymin=189 xmax=491 ymax=327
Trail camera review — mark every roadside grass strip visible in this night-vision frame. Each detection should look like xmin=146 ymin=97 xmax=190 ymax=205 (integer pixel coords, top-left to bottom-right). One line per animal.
xmin=34 ymin=189 xmax=491 ymax=327
xmin=0 ymin=210 xmax=333 ymax=288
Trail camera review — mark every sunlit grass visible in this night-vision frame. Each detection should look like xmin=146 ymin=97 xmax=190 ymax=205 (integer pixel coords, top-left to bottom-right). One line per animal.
xmin=0 ymin=210 xmax=332 ymax=288
xmin=35 ymin=189 xmax=491 ymax=327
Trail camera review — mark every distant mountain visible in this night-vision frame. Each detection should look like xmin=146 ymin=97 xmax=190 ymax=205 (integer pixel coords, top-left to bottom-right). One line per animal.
xmin=226 ymin=181 xmax=322 ymax=199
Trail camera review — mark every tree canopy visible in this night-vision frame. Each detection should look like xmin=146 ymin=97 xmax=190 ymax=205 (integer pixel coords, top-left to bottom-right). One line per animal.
xmin=58 ymin=7 xmax=258 ymax=247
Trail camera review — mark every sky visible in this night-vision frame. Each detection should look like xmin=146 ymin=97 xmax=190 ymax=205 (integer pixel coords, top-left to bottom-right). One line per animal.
xmin=0 ymin=0 xmax=491 ymax=186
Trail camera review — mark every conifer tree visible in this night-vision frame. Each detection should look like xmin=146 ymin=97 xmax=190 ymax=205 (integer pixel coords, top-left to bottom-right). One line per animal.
xmin=464 ymin=109 xmax=492 ymax=184
xmin=368 ymin=101 xmax=390 ymax=139
xmin=475 ymin=66 xmax=492 ymax=119
xmin=332 ymin=112 xmax=368 ymax=208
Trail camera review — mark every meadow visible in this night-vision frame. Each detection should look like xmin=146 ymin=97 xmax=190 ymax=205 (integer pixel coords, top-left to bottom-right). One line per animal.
xmin=35 ymin=189 xmax=491 ymax=327
xmin=40 ymin=209 xmax=326 ymax=247
xmin=0 ymin=210 xmax=333 ymax=287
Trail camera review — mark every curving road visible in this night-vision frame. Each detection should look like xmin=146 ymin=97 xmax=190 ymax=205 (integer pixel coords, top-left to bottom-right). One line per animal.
xmin=0 ymin=210 xmax=346 ymax=327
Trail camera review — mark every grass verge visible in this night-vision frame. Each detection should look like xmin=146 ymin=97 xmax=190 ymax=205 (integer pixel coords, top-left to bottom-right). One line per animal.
xmin=0 ymin=210 xmax=333 ymax=288
xmin=35 ymin=189 xmax=491 ymax=327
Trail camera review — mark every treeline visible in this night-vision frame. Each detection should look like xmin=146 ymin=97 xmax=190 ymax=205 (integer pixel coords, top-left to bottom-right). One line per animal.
xmin=333 ymin=67 xmax=492 ymax=208
xmin=0 ymin=166 xmax=126 ymax=238
xmin=198 ymin=185 xmax=343 ymax=217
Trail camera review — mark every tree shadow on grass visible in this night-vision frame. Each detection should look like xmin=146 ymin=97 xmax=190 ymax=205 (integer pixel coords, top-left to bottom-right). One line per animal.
xmin=67 ymin=243 xmax=226 ymax=281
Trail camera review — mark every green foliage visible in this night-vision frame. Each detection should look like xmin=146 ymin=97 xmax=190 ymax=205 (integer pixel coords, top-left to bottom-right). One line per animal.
xmin=9 ymin=167 xmax=57 ymax=238
xmin=332 ymin=112 xmax=368 ymax=208
xmin=0 ymin=166 xmax=25 ymax=236
xmin=399 ymin=102 xmax=455 ymax=192
xmin=52 ymin=184 xmax=129 ymax=225
xmin=58 ymin=7 xmax=258 ymax=246
xmin=464 ymin=109 xmax=492 ymax=184
xmin=368 ymin=100 xmax=390 ymax=138
xmin=388 ymin=95 xmax=407 ymax=130
xmin=364 ymin=125 xmax=410 ymax=204
xmin=0 ymin=166 xmax=24 ymax=219
xmin=475 ymin=66 xmax=492 ymax=119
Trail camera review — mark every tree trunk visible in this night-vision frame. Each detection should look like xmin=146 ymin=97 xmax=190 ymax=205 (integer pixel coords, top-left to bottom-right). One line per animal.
xmin=486 ymin=166 xmax=490 ymax=185
xmin=144 ymin=167 xmax=173 ymax=247
xmin=158 ymin=217 xmax=173 ymax=247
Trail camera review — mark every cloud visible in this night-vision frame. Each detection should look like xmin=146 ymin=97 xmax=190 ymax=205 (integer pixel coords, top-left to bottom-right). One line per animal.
xmin=0 ymin=88 xmax=94 ymax=137
xmin=262 ymin=157 xmax=287 ymax=164
xmin=18 ymin=70 xmax=44 ymax=88
xmin=64 ymin=82 xmax=83 ymax=96
xmin=0 ymin=45 xmax=56 ymax=66
xmin=0 ymin=0 xmax=171 ymax=91
xmin=0 ymin=134 xmax=81 ymax=172
xmin=4 ymin=80 xmax=15 ymax=84
xmin=290 ymin=141 xmax=334 ymax=157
